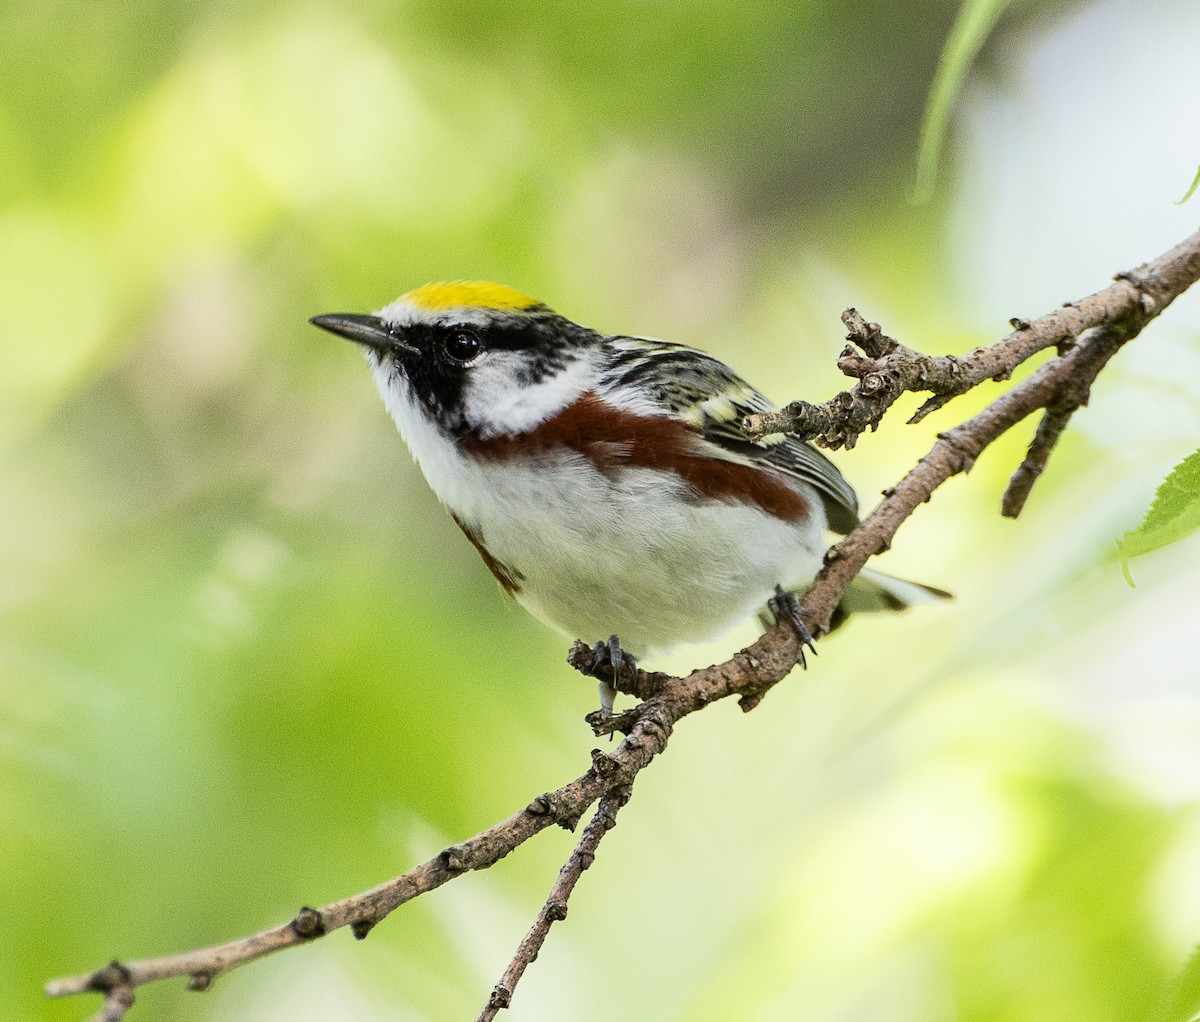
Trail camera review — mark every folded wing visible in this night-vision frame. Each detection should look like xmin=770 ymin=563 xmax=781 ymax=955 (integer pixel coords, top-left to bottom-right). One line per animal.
xmin=599 ymin=337 xmax=860 ymax=533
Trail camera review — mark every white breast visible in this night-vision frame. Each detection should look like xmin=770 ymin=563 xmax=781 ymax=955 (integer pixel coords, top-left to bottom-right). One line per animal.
xmin=452 ymin=453 xmax=826 ymax=656
xmin=372 ymin=360 xmax=825 ymax=655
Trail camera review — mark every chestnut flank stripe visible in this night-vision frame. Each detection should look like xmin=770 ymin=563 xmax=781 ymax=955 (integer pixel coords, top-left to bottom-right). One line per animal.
xmin=462 ymin=392 xmax=810 ymax=524
xmin=450 ymin=512 xmax=525 ymax=596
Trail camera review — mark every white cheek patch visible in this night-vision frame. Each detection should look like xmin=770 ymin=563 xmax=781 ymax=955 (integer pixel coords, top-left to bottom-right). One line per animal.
xmin=464 ymin=352 xmax=596 ymax=438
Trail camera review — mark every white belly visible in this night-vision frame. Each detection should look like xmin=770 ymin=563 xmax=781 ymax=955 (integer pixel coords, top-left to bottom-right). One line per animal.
xmin=448 ymin=452 xmax=824 ymax=655
xmin=372 ymin=365 xmax=825 ymax=655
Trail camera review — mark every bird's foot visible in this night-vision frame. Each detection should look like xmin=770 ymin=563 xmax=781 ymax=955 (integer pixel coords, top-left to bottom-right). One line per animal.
xmin=769 ymin=584 xmax=817 ymax=669
xmin=576 ymin=634 xmax=639 ymax=716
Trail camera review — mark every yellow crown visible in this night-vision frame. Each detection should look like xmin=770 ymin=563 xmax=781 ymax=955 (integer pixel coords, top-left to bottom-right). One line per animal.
xmin=400 ymin=281 xmax=545 ymax=313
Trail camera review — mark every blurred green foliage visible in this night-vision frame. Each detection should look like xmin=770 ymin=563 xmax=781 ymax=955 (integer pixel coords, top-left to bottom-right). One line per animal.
xmin=1119 ymin=451 xmax=1200 ymax=585
xmin=3 ymin=2 xmax=1200 ymax=1021
xmin=912 ymin=0 xmax=1013 ymax=201
xmin=1176 ymin=166 xmax=1200 ymax=206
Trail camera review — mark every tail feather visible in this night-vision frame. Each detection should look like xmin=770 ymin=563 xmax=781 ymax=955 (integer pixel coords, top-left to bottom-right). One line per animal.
xmin=823 ymin=568 xmax=950 ymax=633
xmin=841 ymin=568 xmax=952 ymax=614
xmin=760 ymin=569 xmax=950 ymax=635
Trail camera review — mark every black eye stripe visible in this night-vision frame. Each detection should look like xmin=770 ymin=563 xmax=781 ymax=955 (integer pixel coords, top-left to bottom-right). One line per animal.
xmin=394 ymin=314 xmax=600 ymax=437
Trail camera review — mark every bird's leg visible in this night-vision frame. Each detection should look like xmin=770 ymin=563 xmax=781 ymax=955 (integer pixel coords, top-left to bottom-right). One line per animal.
xmin=769 ymin=584 xmax=818 ymax=669
xmin=579 ymin=634 xmax=638 ymax=714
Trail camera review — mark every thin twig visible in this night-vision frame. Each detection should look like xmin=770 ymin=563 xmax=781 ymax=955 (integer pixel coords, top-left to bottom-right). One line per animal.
xmin=743 ymin=229 xmax=1200 ymax=451
xmin=478 ymin=785 xmax=633 ymax=1020
xmin=45 ymin=226 xmax=1200 ymax=1020
xmin=92 ymin=984 xmax=134 ymax=1022
xmin=999 ymin=323 xmax=1120 ymax=517
xmin=1001 ymin=404 xmax=1078 ymax=517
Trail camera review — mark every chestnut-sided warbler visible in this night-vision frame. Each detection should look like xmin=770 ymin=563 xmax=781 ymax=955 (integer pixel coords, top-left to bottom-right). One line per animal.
xmin=312 ymin=282 xmax=946 ymax=711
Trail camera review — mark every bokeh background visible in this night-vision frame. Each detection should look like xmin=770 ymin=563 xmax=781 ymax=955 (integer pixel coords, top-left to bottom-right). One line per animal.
xmin=4 ymin=1 xmax=1200 ymax=1019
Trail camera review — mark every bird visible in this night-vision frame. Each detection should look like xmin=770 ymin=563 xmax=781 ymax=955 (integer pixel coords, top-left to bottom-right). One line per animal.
xmin=311 ymin=281 xmax=947 ymax=713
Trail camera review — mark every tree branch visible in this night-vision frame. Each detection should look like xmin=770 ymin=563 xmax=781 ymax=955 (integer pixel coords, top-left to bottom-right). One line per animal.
xmin=477 ymin=785 xmax=633 ymax=1020
xmin=45 ymin=226 xmax=1200 ymax=1020
xmin=742 ymin=229 xmax=1200 ymax=450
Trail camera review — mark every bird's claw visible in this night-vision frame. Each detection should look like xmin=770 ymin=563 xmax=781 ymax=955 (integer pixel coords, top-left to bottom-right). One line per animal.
xmin=769 ymin=584 xmax=817 ymax=668
xmin=577 ymin=634 xmax=638 ymax=715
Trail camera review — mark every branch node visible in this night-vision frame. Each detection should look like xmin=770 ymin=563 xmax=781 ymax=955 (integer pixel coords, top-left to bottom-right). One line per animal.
xmin=87 ymin=962 xmax=132 ymax=994
xmin=351 ymin=918 xmax=377 ymax=941
xmin=1114 ymin=266 xmax=1152 ymax=293
xmin=585 ymin=707 xmax=640 ymax=737
xmin=590 ymin=748 xmax=618 ymax=776
xmin=526 ymin=795 xmax=551 ymax=816
xmin=186 ymin=973 xmax=213 ymax=992
xmin=556 ymin=810 xmax=584 ymax=833
xmin=290 ymin=906 xmax=326 ymax=940
xmin=936 ymin=430 xmax=979 ymax=471
xmin=860 ymin=372 xmax=887 ymax=394
xmin=738 ymin=691 xmax=765 ymax=713
xmin=634 ymin=707 xmax=673 ymax=750
xmin=837 ymin=345 xmax=864 ymax=373
xmin=842 ymin=308 xmax=898 ymax=358
xmin=547 ymin=900 xmax=569 ymax=921
xmin=488 ymin=985 xmax=513 ymax=1009
xmin=442 ymin=846 xmax=469 ymax=873
xmin=910 ymin=393 xmax=951 ymax=423
xmin=1009 ymin=317 xmax=1032 ymax=330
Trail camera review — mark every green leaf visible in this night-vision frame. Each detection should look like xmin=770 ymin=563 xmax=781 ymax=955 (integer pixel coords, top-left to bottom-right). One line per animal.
xmin=911 ymin=0 xmax=1012 ymax=203
xmin=1153 ymin=941 xmax=1200 ymax=1022
xmin=1117 ymin=450 xmax=1200 ymax=586
xmin=1175 ymin=164 xmax=1200 ymax=205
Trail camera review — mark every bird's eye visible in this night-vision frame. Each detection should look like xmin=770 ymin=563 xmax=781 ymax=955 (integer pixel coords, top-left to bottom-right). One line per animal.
xmin=442 ymin=331 xmax=482 ymax=364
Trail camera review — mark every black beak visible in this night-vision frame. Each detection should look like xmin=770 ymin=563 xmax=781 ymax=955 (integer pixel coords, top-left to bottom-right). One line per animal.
xmin=309 ymin=313 xmax=419 ymax=355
